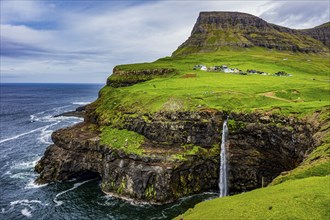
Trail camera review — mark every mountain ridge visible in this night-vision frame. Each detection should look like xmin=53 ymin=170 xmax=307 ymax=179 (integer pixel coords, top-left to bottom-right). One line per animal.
xmin=173 ymin=12 xmax=329 ymax=56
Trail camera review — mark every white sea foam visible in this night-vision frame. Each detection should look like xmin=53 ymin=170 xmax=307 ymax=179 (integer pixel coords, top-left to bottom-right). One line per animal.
xmin=11 ymin=158 xmax=40 ymax=170
xmin=30 ymin=105 xmax=72 ymax=122
xmin=0 ymin=122 xmax=59 ymax=144
xmin=1 ymin=170 xmax=12 ymax=177
xmin=9 ymin=158 xmax=40 ymax=186
xmin=3 ymin=198 xmax=47 ymax=215
xmin=38 ymin=126 xmax=53 ymax=144
xmin=21 ymin=208 xmax=32 ymax=218
xmin=10 ymin=172 xmax=34 ymax=180
xmin=10 ymin=199 xmax=44 ymax=209
xmin=25 ymin=179 xmax=48 ymax=189
xmin=53 ymin=178 xmax=96 ymax=206
xmin=10 ymin=199 xmax=48 ymax=207
xmin=72 ymin=102 xmax=90 ymax=105
xmin=0 ymin=127 xmax=45 ymax=144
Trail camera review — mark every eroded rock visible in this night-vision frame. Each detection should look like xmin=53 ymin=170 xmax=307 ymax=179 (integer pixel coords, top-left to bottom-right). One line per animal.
xmin=35 ymin=111 xmax=318 ymax=204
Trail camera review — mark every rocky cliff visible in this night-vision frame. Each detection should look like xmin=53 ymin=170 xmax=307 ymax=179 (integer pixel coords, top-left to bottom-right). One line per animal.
xmin=173 ymin=12 xmax=329 ymax=56
xmin=35 ymin=109 xmax=321 ymax=204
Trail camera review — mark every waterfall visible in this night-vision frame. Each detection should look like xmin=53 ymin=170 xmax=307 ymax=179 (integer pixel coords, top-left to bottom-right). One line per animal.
xmin=219 ymin=119 xmax=229 ymax=197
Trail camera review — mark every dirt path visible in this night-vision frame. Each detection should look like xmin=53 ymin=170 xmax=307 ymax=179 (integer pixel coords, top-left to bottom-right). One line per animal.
xmin=259 ymin=91 xmax=293 ymax=103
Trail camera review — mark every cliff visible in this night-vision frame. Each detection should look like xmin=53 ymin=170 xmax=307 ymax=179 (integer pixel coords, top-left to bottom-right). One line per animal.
xmin=173 ymin=12 xmax=329 ymax=56
xmin=35 ymin=111 xmax=321 ymax=203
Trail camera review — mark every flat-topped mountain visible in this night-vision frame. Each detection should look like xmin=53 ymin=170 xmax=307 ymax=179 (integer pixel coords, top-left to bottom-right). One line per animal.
xmin=173 ymin=12 xmax=329 ymax=56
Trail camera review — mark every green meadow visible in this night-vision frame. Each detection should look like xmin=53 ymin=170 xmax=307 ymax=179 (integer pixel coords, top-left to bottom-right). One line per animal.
xmin=95 ymin=48 xmax=329 ymax=124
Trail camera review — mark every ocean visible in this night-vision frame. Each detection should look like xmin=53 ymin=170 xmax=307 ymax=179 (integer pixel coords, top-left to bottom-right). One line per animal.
xmin=0 ymin=83 xmax=216 ymax=220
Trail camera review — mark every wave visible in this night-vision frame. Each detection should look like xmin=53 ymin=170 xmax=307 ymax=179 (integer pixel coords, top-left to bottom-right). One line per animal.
xmin=11 ymin=157 xmax=40 ymax=170
xmin=72 ymin=102 xmax=90 ymax=105
xmin=21 ymin=208 xmax=32 ymax=218
xmin=53 ymin=178 xmax=97 ymax=206
xmin=38 ymin=126 xmax=53 ymax=145
xmin=30 ymin=105 xmax=72 ymax=122
xmin=1 ymin=170 xmax=12 ymax=177
xmin=10 ymin=172 xmax=36 ymax=180
xmin=0 ymin=127 xmax=46 ymax=144
xmin=0 ymin=123 xmax=58 ymax=144
xmin=25 ymin=179 xmax=48 ymax=189
xmin=10 ymin=199 xmax=45 ymax=206
xmin=4 ymin=199 xmax=49 ymax=217
xmin=7 ymin=158 xmax=49 ymax=189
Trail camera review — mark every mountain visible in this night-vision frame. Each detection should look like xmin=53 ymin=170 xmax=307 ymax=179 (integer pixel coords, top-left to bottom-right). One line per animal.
xmin=173 ymin=12 xmax=329 ymax=56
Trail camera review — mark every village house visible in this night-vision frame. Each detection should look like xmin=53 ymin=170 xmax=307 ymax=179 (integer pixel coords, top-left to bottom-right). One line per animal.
xmin=193 ymin=65 xmax=207 ymax=71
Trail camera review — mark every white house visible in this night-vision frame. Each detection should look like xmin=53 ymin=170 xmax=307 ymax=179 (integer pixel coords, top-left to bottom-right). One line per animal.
xmin=200 ymin=65 xmax=207 ymax=71
xmin=223 ymin=68 xmax=234 ymax=73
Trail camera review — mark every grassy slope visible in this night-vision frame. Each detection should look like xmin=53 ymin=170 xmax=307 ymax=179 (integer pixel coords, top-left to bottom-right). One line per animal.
xmin=175 ymin=176 xmax=330 ymax=220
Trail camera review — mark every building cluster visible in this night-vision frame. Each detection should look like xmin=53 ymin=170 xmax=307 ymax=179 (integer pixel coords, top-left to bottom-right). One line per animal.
xmin=193 ymin=64 xmax=291 ymax=77
xmin=193 ymin=64 xmax=240 ymax=73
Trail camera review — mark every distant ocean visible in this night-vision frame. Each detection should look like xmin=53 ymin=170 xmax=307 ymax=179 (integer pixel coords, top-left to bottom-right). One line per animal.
xmin=0 ymin=83 xmax=216 ymax=220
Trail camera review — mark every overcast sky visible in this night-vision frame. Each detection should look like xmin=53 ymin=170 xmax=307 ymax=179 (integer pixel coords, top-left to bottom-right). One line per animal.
xmin=1 ymin=0 xmax=329 ymax=83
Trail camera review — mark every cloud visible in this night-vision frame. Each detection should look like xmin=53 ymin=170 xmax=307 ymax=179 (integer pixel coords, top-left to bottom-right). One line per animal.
xmin=260 ymin=1 xmax=330 ymax=29
xmin=0 ymin=0 xmax=54 ymax=24
xmin=1 ymin=0 xmax=328 ymax=83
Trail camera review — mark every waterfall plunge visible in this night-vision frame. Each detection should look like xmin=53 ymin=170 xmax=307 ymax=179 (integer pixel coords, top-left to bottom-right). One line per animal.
xmin=219 ymin=119 xmax=229 ymax=197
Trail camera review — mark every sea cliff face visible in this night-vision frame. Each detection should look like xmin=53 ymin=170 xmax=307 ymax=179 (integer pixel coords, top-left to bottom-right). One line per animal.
xmin=35 ymin=109 xmax=319 ymax=204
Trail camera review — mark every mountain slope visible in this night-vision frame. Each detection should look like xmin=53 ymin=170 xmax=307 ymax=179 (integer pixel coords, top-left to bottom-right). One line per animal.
xmin=173 ymin=12 xmax=329 ymax=56
xmin=300 ymin=22 xmax=330 ymax=48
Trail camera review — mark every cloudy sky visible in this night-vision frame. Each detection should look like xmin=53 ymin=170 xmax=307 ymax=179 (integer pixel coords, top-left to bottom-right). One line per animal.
xmin=1 ymin=0 xmax=329 ymax=83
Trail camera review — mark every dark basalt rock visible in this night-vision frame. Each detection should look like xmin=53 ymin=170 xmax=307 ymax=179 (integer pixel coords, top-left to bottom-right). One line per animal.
xmin=35 ymin=110 xmax=320 ymax=204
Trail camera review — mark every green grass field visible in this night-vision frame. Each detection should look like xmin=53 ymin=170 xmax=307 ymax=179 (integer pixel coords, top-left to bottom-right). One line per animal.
xmin=175 ymin=176 xmax=330 ymax=220
xmin=95 ymin=48 xmax=329 ymax=125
